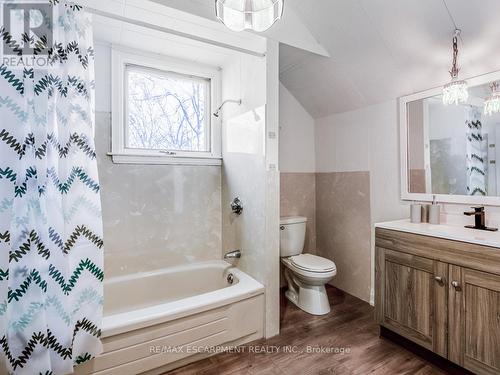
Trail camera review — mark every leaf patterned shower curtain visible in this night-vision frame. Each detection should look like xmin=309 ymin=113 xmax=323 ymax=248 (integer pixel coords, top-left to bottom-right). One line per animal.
xmin=466 ymin=106 xmax=487 ymax=196
xmin=0 ymin=2 xmax=103 ymax=374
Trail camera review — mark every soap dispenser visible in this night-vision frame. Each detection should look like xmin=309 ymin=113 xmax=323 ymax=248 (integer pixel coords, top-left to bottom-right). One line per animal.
xmin=428 ymin=195 xmax=440 ymax=225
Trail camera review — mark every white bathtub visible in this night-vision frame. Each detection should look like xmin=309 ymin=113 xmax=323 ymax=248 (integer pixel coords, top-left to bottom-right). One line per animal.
xmin=76 ymin=261 xmax=265 ymax=375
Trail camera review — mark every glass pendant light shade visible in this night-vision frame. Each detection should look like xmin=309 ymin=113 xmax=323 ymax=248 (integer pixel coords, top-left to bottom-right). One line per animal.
xmin=443 ymin=79 xmax=469 ymax=106
xmin=215 ymin=0 xmax=284 ymax=32
xmin=485 ymin=83 xmax=500 ymax=116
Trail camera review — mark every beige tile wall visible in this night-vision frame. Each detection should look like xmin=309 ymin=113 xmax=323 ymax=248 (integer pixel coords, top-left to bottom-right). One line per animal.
xmin=96 ymin=112 xmax=222 ymax=278
xmin=315 ymin=172 xmax=372 ymax=302
xmin=280 ymin=173 xmax=316 ymax=253
xmin=280 ymin=171 xmax=372 ymax=302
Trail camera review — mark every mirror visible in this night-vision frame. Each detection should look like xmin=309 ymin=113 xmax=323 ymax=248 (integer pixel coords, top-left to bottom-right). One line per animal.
xmin=401 ymin=71 xmax=500 ymax=204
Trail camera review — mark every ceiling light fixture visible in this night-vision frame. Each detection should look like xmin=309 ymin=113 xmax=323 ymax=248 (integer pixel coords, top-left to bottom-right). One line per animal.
xmin=485 ymin=82 xmax=500 ymax=116
xmin=215 ymin=0 xmax=284 ymax=32
xmin=442 ymin=29 xmax=468 ymax=106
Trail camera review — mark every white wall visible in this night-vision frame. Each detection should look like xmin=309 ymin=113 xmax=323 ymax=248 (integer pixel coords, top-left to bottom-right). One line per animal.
xmin=315 ymin=100 xmax=409 ymax=303
xmin=316 ymin=100 xmax=409 ymax=229
xmin=279 ymin=83 xmax=315 ymax=173
xmin=265 ymin=40 xmax=281 ymax=339
xmin=316 ymin=100 xmax=410 ymax=223
xmin=279 ymin=83 xmax=317 ymax=260
xmin=316 ymin=109 xmax=370 ymax=173
xmin=221 ymin=43 xmax=280 ymax=338
xmin=95 ymin=43 xmax=112 ymax=113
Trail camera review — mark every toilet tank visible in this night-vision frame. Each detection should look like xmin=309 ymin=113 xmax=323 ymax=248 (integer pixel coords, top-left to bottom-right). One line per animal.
xmin=280 ymin=216 xmax=307 ymax=257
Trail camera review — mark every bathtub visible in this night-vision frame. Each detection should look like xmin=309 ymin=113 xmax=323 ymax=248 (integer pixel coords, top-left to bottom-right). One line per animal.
xmin=75 ymin=261 xmax=265 ymax=375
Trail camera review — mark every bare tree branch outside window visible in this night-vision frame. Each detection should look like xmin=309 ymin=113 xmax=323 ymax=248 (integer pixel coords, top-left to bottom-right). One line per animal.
xmin=126 ymin=67 xmax=208 ymax=152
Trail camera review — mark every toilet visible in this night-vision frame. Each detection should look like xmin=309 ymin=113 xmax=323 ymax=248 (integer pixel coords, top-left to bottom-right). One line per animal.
xmin=280 ymin=216 xmax=337 ymax=315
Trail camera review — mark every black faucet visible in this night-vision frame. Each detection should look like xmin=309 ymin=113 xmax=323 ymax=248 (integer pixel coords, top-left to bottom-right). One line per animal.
xmin=464 ymin=207 xmax=498 ymax=231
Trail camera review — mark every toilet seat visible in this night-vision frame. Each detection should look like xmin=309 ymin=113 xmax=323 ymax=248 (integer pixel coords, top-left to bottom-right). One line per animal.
xmin=290 ymin=253 xmax=336 ymax=273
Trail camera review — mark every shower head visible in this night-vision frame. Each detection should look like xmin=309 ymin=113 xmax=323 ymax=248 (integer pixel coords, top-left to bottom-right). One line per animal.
xmin=213 ymin=99 xmax=242 ymax=118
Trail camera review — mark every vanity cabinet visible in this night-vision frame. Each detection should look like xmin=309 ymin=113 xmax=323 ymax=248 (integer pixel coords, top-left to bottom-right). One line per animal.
xmin=375 ymin=228 xmax=500 ymax=375
xmin=376 ymin=249 xmax=448 ymax=356
xmin=449 ymin=267 xmax=500 ymax=374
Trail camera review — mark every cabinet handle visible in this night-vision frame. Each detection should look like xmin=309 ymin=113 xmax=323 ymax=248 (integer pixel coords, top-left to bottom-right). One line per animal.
xmin=434 ymin=276 xmax=444 ymax=284
xmin=451 ymin=281 xmax=461 ymax=291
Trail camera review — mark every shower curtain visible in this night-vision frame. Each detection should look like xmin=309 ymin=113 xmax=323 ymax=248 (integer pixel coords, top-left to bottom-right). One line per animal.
xmin=466 ymin=106 xmax=487 ymax=196
xmin=0 ymin=2 xmax=103 ymax=374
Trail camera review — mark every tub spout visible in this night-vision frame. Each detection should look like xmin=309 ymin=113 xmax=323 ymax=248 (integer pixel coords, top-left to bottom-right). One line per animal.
xmin=224 ymin=250 xmax=241 ymax=259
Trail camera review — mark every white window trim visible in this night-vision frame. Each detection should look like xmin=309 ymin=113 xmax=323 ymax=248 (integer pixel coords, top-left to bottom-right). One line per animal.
xmin=111 ymin=46 xmax=222 ymax=165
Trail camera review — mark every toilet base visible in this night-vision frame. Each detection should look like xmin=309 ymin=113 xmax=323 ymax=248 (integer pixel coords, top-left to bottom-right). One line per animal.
xmin=285 ymin=284 xmax=331 ymax=316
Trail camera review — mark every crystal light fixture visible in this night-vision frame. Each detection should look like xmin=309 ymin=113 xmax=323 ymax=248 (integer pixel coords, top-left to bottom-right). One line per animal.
xmin=485 ymin=82 xmax=500 ymax=116
xmin=215 ymin=0 xmax=284 ymax=32
xmin=442 ymin=29 xmax=469 ymax=106
xmin=442 ymin=79 xmax=468 ymax=106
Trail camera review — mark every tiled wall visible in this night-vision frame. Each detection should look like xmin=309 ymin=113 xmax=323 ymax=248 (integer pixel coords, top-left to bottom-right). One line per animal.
xmin=279 ymin=171 xmax=372 ymax=301
xmin=280 ymin=173 xmax=316 ymax=253
xmin=315 ymin=172 xmax=372 ymax=302
xmin=96 ymin=112 xmax=222 ymax=278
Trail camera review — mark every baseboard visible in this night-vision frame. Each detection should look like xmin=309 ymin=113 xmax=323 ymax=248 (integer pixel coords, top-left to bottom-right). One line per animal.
xmin=326 ymin=281 xmax=371 ymax=304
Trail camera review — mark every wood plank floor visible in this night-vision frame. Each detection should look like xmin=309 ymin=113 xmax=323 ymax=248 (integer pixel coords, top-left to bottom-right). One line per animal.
xmin=166 ymin=286 xmax=455 ymax=375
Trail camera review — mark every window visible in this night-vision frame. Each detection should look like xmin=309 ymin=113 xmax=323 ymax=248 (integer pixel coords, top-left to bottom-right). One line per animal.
xmin=126 ymin=66 xmax=210 ymax=153
xmin=111 ymin=49 xmax=221 ymax=165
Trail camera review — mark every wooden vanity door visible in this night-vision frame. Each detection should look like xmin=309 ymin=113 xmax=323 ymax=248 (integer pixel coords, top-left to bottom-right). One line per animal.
xmin=449 ymin=266 xmax=500 ymax=374
xmin=375 ymin=247 xmax=448 ymax=357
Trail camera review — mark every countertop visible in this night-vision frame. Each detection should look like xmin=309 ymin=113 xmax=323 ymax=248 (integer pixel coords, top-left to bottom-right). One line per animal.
xmin=375 ymin=219 xmax=500 ymax=249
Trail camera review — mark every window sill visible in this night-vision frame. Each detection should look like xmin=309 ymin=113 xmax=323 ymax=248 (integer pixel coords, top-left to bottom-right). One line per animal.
xmin=107 ymin=153 xmax=222 ymax=166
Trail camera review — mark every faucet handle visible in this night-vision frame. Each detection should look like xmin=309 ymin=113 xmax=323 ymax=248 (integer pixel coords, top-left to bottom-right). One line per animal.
xmin=231 ymin=197 xmax=243 ymax=215
xmin=464 ymin=207 xmax=497 ymax=231
xmin=464 ymin=206 xmax=484 ymax=216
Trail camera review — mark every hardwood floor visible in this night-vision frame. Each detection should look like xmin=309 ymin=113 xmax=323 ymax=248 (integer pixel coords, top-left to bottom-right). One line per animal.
xmin=166 ymin=286 xmax=458 ymax=375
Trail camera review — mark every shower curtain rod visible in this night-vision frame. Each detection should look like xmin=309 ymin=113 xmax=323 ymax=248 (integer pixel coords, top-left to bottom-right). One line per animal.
xmin=84 ymin=7 xmax=267 ymax=58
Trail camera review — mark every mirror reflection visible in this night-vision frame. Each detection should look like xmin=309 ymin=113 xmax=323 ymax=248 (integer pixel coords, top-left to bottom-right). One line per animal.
xmin=407 ymin=82 xmax=500 ymax=197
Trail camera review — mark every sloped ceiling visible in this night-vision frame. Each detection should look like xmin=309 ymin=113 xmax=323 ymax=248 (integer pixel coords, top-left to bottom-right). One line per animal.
xmin=149 ymin=0 xmax=329 ymax=56
xmin=281 ymin=0 xmax=500 ymax=118
xmin=150 ymin=0 xmax=500 ymax=119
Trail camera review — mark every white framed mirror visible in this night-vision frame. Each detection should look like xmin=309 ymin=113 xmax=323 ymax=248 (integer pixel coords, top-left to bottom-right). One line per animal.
xmin=400 ymin=70 xmax=500 ymax=206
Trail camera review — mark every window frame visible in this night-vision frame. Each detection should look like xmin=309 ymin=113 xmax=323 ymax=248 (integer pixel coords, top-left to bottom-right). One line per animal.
xmin=111 ymin=47 xmax=222 ymax=165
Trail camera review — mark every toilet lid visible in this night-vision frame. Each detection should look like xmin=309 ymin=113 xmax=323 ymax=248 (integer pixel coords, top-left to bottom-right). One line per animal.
xmin=290 ymin=254 xmax=336 ymax=272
